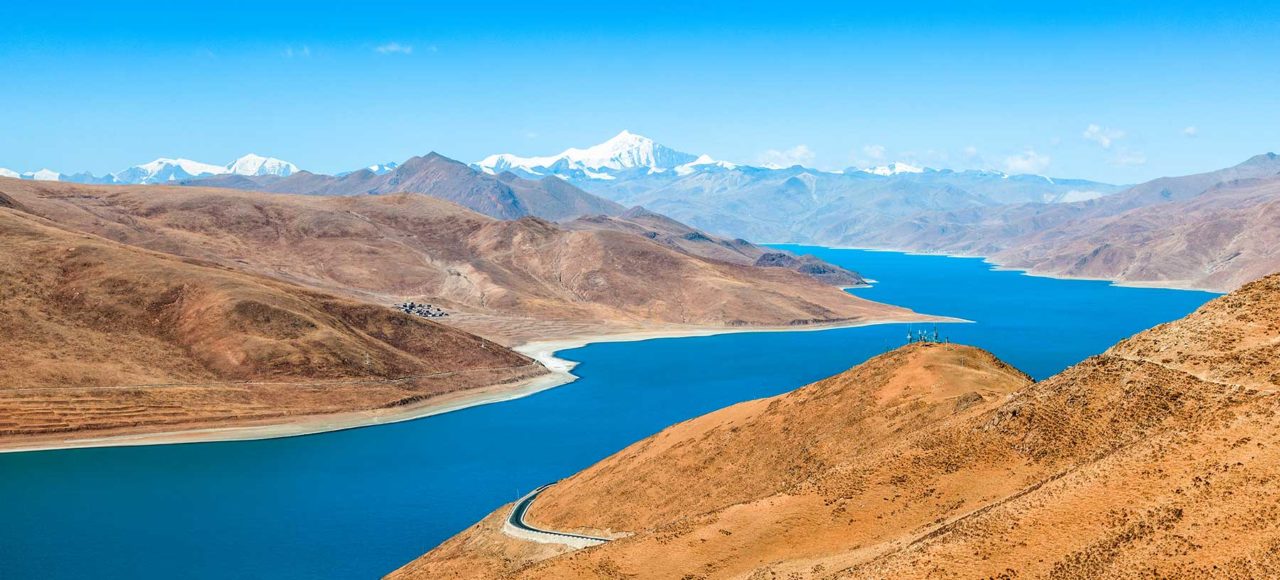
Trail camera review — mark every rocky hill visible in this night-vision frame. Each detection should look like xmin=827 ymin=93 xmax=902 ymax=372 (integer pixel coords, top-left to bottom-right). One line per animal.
xmin=185 ymin=152 xmax=624 ymax=221
xmin=0 ymin=204 xmax=542 ymax=449
xmin=393 ymin=271 xmax=1280 ymax=578
xmin=564 ymin=206 xmax=866 ymax=286
xmin=0 ymin=179 xmax=924 ymax=344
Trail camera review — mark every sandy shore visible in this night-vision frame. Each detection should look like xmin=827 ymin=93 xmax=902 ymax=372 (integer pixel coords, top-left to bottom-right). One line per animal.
xmin=0 ymin=369 xmax=567 ymax=454
xmin=814 ymin=244 xmax=1227 ymax=294
xmin=1 ymin=316 xmax=960 ymax=454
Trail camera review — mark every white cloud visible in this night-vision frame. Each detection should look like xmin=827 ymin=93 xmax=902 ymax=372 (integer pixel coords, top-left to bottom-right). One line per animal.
xmin=1003 ymin=149 xmax=1051 ymax=174
xmin=1111 ymin=148 xmax=1147 ymax=166
xmin=758 ymin=145 xmax=816 ymax=168
xmin=1082 ymin=124 xmax=1125 ymax=149
xmin=961 ymin=145 xmax=980 ymax=159
xmin=376 ymin=42 xmax=414 ymax=55
xmin=849 ymin=144 xmax=888 ymax=168
xmin=283 ymin=45 xmax=311 ymax=58
xmin=1183 ymin=126 xmax=1199 ymax=138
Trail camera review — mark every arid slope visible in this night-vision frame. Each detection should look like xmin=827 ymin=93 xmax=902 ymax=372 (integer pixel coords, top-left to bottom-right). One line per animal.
xmin=1 ymin=179 xmax=923 ymax=343
xmin=830 ymin=153 xmax=1280 ymax=291
xmin=566 ymin=206 xmax=866 ymax=286
xmin=0 ymin=205 xmax=541 ymax=447
xmin=393 ymin=272 xmax=1280 ymax=579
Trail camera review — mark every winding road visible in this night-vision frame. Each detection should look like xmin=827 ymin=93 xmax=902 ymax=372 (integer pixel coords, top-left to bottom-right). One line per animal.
xmin=502 ymin=483 xmax=611 ymax=549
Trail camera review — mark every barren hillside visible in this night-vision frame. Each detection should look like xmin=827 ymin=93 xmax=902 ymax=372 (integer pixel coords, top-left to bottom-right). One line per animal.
xmin=0 ymin=205 xmax=541 ymax=449
xmin=565 ymin=206 xmax=866 ymax=286
xmin=393 ymin=271 xmax=1280 ymax=579
xmin=0 ymin=179 xmax=924 ymax=344
xmin=827 ymin=154 xmax=1280 ymax=291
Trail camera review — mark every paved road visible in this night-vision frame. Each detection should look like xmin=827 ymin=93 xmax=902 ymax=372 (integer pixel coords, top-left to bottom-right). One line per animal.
xmin=502 ymin=483 xmax=610 ymax=549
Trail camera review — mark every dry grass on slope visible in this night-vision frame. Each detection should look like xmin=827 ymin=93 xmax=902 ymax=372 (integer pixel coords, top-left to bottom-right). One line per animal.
xmin=393 ymin=273 xmax=1280 ymax=580
xmin=0 ymin=207 xmax=540 ymax=445
xmin=525 ymin=344 xmax=1032 ymax=535
xmin=999 ymin=176 xmax=1280 ymax=292
xmin=0 ymin=179 xmax=924 ymax=344
xmin=390 ymin=343 xmax=1033 ymax=579
xmin=1106 ymin=273 xmax=1280 ymax=389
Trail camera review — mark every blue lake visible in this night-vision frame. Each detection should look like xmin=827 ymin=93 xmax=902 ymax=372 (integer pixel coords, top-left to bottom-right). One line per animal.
xmin=0 ymin=248 xmax=1216 ymax=579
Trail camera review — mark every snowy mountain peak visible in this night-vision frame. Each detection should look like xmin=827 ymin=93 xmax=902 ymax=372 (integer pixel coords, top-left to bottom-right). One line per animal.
xmin=366 ymin=161 xmax=398 ymax=175
xmin=337 ymin=161 xmax=399 ymax=177
xmin=675 ymin=154 xmax=739 ymax=176
xmin=24 ymin=169 xmax=63 ymax=181
xmin=113 ymin=158 xmax=229 ymax=184
xmin=3 ymin=153 xmax=299 ymax=185
xmin=569 ymin=130 xmax=698 ymax=171
xmin=475 ymin=131 xmax=700 ymax=178
xmin=861 ymin=161 xmax=926 ymax=176
xmin=143 ymin=158 xmax=226 ymax=175
xmin=226 ymin=154 xmax=298 ymax=177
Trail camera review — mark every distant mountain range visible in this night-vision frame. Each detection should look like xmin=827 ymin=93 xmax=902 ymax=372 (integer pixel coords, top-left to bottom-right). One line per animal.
xmin=476 ymin=130 xmax=701 ymax=180
xmin=2 ymin=133 xmax=1118 ymax=235
xmin=474 ymin=130 xmax=938 ymax=180
xmin=183 ymin=152 xmax=624 ymax=221
xmin=466 ymin=133 xmax=1280 ymax=291
xmin=469 ymin=132 xmax=1123 ymax=242
xmin=11 ymin=135 xmax=1275 ymax=291
xmin=0 ymin=154 xmax=300 ymax=185
xmin=834 ymin=152 xmax=1280 ymax=291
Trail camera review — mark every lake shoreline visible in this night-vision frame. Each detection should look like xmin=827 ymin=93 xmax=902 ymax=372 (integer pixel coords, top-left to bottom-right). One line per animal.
xmin=774 ymin=244 xmax=1228 ymax=294
xmin=0 ymin=316 xmax=959 ymax=454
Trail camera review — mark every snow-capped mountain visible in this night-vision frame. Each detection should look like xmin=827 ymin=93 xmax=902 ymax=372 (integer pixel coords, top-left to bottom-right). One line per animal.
xmin=336 ymin=161 xmax=399 ymax=177
xmin=366 ymin=162 xmax=400 ymax=175
xmin=860 ymin=162 xmax=925 ymax=176
xmin=114 ymin=158 xmax=230 ymax=184
xmin=674 ymin=154 xmax=739 ymax=176
xmin=366 ymin=162 xmax=399 ymax=175
xmin=474 ymin=131 xmax=939 ymax=183
xmin=0 ymin=154 xmax=303 ymax=185
xmin=476 ymin=130 xmax=700 ymax=179
xmin=116 ymin=155 xmax=298 ymax=184
xmin=22 ymin=169 xmax=62 ymax=181
xmin=224 ymin=154 xmax=298 ymax=177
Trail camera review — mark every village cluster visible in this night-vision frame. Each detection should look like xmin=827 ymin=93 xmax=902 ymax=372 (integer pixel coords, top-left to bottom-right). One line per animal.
xmin=395 ymin=301 xmax=449 ymax=318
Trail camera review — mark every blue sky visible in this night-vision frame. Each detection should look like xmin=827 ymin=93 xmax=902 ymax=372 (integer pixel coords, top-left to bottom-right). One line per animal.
xmin=2 ymin=1 xmax=1277 ymax=183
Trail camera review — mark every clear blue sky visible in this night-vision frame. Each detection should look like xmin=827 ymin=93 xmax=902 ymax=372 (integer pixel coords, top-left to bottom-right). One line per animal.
xmin=2 ymin=1 xmax=1277 ymax=183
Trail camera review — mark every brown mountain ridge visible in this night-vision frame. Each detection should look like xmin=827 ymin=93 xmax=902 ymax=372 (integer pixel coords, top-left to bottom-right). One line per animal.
xmin=185 ymin=152 xmax=625 ymax=221
xmin=0 ymin=178 xmax=923 ymax=344
xmin=565 ymin=206 xmax=867 ymax=286
xmin=828 ymin=153 xmax=1280 ymax=291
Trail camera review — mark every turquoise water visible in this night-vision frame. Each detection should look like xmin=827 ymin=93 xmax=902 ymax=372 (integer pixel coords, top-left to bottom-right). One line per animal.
xmin=0 ymin=248 xmax=1215 ymax=579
